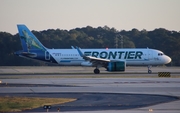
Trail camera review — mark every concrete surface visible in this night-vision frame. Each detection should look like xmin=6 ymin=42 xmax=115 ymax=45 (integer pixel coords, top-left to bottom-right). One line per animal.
xmin=0 ymin=66 xmax=180 ymax=74
xmin=0 ymin=66 xmax=180 ymax=113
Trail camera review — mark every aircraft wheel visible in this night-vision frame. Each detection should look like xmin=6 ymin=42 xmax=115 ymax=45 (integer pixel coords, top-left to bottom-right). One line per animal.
xmin=94 ymin=68 xmax=100 ymax=74
xmin=148 ymin=70 xmax=152 ymax=74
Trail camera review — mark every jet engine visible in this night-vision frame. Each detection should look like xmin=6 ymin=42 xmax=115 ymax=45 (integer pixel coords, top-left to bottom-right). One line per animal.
xmin=107 ymin=61 xmax=126 ymax=71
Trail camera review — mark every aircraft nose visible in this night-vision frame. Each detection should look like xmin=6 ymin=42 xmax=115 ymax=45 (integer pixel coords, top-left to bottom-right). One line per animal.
xmin=164 ymin=56 xmax=172 ymax=64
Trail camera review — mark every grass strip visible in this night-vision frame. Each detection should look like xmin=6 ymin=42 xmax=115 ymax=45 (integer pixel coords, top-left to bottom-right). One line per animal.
xmin=0 ymin=96 xmax=76 ymax=112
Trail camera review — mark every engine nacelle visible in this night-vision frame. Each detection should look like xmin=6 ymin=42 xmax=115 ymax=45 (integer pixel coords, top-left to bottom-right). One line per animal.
xmin=107 ymin=61 xmax=126 ymax=71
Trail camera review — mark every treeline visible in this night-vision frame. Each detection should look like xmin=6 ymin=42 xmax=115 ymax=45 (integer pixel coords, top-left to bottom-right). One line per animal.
xmin=0 ymin=26 xmax=180 ymax=66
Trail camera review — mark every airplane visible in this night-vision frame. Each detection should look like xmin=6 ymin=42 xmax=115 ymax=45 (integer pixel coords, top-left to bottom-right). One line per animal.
xmin=14 ymin=24 xmax=172 ymax=74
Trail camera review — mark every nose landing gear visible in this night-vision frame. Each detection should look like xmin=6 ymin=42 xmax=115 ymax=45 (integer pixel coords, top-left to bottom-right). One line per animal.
xmin=148 ymin=65 xmax=152 ymax=74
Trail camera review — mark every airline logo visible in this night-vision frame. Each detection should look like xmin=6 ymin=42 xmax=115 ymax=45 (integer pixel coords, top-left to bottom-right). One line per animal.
xmin=84 ymin=51 xmax=143 ymax=59
xmin=21 ymin=30 xmax=45 ymax=51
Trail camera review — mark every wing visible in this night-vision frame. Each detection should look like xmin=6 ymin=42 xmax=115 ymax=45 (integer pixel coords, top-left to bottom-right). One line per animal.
xmin=76 ymin=47 xmax=110 ymax=67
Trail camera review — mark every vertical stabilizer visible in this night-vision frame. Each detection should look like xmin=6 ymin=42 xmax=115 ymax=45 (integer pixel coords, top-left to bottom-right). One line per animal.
xmin=17 ymin=25 xmax=46 ymax=52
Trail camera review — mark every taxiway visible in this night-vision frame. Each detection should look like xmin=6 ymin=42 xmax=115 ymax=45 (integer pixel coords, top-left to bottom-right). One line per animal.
xmin=0 ymin=66 xmax=180 ymax=113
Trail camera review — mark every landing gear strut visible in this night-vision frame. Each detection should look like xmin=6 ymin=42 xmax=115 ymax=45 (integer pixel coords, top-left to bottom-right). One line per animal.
xmin=148 ymin=65 xmax=152 ymax=74
xmin=94 ymin=68 xmax=100 ymax=74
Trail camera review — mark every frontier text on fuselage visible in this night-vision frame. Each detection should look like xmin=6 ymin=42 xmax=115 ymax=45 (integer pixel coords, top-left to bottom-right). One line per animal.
xmin=84 ymin=51 xmax=143 ymax=59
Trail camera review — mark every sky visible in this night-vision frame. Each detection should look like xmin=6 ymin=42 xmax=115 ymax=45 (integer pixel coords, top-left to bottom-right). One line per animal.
xmin=0 ymin=0 xmax=180 ymax=34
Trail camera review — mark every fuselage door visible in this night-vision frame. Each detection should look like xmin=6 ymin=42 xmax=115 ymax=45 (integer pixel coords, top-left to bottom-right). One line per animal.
xmin=148 ymin=50 xmax=153 ymax=60
xmin=45 ymin=51 xmax=50 ymax=60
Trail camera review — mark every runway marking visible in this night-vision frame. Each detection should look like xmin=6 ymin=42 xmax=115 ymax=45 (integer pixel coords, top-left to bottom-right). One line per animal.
xmin=114 ymin=81 xmax=180 ymax=84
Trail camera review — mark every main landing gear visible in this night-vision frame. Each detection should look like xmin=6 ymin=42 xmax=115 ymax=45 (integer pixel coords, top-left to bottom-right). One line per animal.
xmin=148 ymin=65 xmax=152 ymax=74
xmin=94 ymin=68 xmax=100 ymax=74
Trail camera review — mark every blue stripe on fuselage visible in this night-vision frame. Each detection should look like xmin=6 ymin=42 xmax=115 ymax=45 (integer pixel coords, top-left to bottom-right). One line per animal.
xmin=60 ymin=60 xmax=71 ymax=62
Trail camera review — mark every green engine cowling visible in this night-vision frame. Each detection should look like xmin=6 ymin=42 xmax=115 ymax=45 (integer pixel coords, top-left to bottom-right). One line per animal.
xmin=107 ymin=61 xmax=126 ymax=71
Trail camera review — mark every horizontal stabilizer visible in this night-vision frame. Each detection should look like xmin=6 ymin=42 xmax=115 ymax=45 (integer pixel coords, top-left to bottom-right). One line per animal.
xmin=21 ymin=52 xmax=36 ymax=55
xmin=14 ymin=51 xmax=37 ymax=57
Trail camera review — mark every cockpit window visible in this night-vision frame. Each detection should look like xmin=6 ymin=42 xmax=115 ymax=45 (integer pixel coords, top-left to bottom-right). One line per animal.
xmin=158 ymin=53 xmax=164 ymax=56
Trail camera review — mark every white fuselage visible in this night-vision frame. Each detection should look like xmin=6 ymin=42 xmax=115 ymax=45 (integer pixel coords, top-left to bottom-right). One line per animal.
xmin=16 ymin=25 xmax=172 ymax=74
xmin=46 ymin=48 xmax=171 ymax=66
